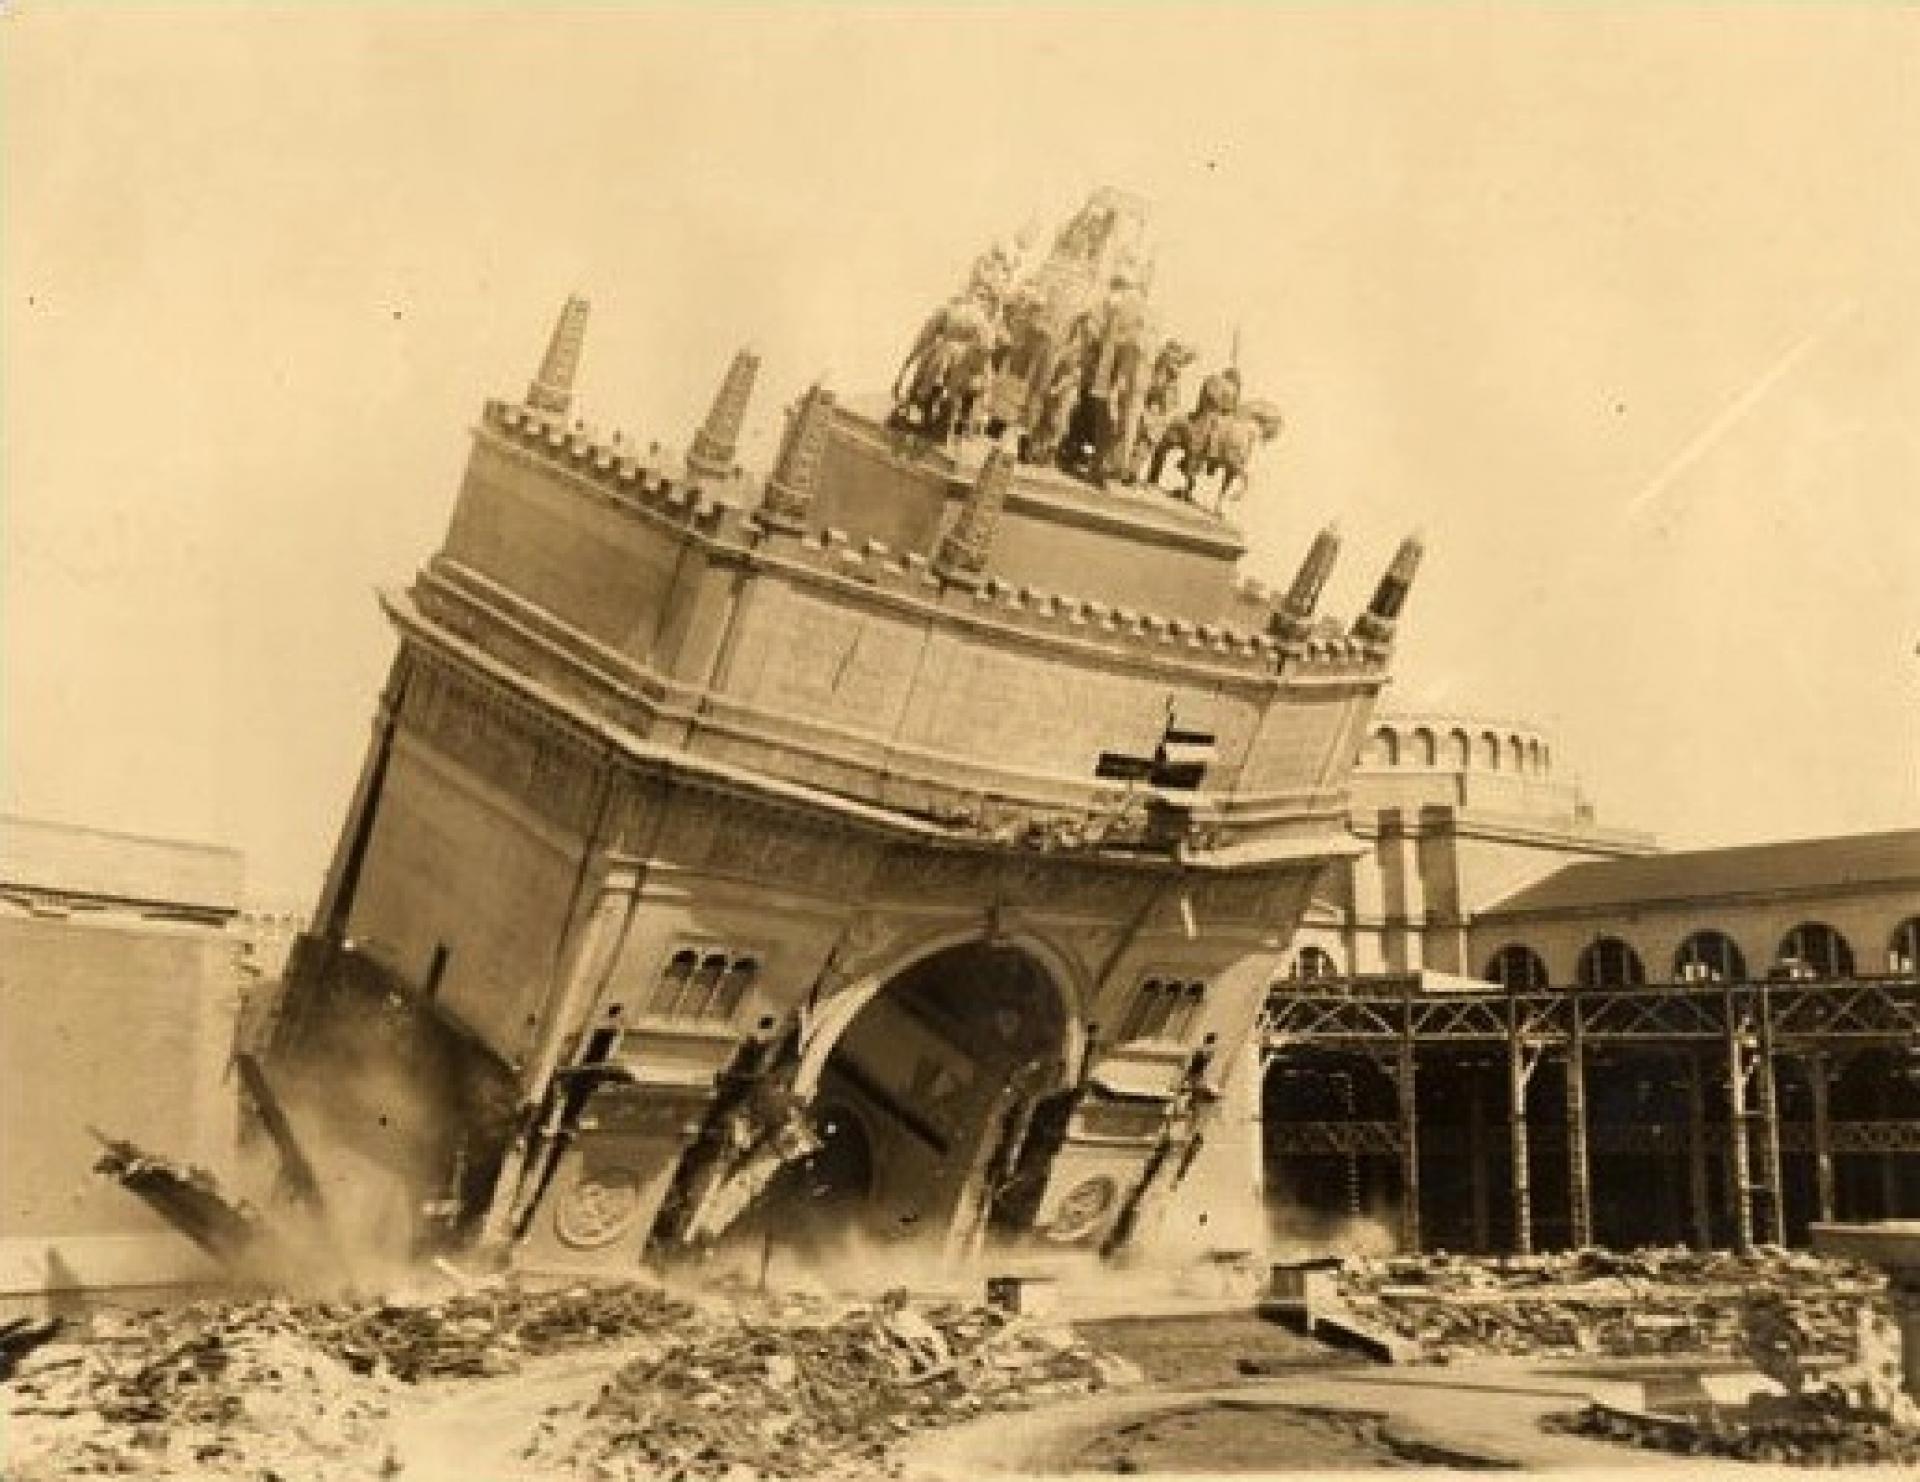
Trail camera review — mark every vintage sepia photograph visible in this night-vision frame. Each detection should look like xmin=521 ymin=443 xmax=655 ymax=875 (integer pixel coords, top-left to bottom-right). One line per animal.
xmin=4 ymin=4 xmax=1917 ymax=1478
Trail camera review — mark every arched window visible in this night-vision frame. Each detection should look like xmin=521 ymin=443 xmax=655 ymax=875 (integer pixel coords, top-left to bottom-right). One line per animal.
xmin=1527 ymin=739 xmax=1545 ymax=774
xmin=649 ymin=947 xmax=759 ymax=1020
xmin=1367 ymin=728 xmax=1400 ymax=767
xmin=1891 ymin=918 xmax=1920 ymax=975
xmin=1411 ymin=729 xmax=1437 ymax=767
xmin=1165 ymin=980 xmax=1208 ymax=1040
xmin=1481 ymin=732 xmax=1502 ymax=769
xmin=1507 ymin=735 xmax=1527 ymax=772
xmin=1577 ymin=937 xmax=1647 ymax=988
xmin=1674 ymin=930 xmax=1747 ymax=983
xmin=1448 ymin=730 xmax=1471 ymax=769
xmin=1290 ymin=945 xmax=1342 ymax=980
xmin=1121 ymin=976 xmax=1209 ymax=1041
xmin=1774 ymin=923 xmax=1855 ymax=979
xmin=648 ymin=948 xmax=700 ymax=1015
xmin=1484 ymin=943 xmax=1550 ymax=989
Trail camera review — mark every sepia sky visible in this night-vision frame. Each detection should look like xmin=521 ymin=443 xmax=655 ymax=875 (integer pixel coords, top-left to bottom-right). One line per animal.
xmin=6 ymin=5 xmax=1918 ymax=904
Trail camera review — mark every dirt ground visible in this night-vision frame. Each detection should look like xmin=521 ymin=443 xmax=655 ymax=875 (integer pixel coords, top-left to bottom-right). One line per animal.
xmin=1073 ymin=1313 xmax=1346 ymax=1389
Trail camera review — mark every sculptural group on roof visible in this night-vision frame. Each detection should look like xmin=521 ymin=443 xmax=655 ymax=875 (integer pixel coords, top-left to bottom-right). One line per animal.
xmin=889 ymin=190 xmax=1283 ymax=511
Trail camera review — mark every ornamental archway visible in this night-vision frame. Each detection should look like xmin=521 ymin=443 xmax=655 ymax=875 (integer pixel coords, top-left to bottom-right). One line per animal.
xmin=764 ymin=938 xmax=1078 ymax=1255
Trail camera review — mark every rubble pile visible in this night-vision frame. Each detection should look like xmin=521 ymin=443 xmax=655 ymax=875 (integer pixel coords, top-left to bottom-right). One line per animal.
xmin=544 ymin=1289 xmax=1135 ymax=1480
xmin=3 ymin=1281 xmax=1131 ymax=1480
xmin=1548 ymin=1401 xmax=1920 ymax=1468
xmin=1335 ymin=1246 xmax=1885 ymax=1363
xmin=5 ymin=1306 xmax=394 ymax=1480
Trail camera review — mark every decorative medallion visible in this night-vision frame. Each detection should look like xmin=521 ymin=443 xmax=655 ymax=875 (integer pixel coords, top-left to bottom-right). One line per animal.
xmin=1044 ymin=1176 xmax=1118 ymax=1243
xmin=553 ymin=1166 xmax=645 ymax=1249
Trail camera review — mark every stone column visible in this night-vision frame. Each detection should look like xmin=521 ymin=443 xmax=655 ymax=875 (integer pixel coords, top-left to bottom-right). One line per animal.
xmin=527 ymin=295 xmax=590 ymax=419
xmin=687 ymin=347 xmax=761 ymax=481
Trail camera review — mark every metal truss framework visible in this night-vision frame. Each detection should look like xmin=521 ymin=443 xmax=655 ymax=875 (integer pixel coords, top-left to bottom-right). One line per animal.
xmin=1261 ymin=974 xmax=1918 ymax=1254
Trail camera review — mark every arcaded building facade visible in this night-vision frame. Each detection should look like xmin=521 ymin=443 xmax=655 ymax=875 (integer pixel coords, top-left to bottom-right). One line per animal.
xmin=1263 ymin=714 xmax=1919 ymax=1257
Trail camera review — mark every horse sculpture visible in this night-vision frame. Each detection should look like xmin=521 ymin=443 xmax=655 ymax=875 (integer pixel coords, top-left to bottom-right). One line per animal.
xmin=1149 ymin=398 xmax=1284 ymax=510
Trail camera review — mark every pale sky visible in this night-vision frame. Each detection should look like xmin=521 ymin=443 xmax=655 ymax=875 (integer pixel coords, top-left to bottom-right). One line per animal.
xmin=6 ymin=5 xmax=1919 ymax=905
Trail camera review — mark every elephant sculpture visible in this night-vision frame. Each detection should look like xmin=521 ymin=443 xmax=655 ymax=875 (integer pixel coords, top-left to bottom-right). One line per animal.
xmin=892 ymin=288 xmax=1002 ymax=442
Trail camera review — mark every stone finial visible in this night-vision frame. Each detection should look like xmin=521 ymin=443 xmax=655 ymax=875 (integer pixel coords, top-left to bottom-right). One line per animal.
xmin=526 ymin=295 xmax=590 ymax=418
xmin=1352 ymin=533 xmax=1426 ymax=643
xmin=687 ymin=347 xmax=761 ymax=482
xmin=934 ymin=445 xmax=1014 ymax=584
xmin=1282 ymin=522 xmax=1344 ymax=621
xmin=761 ymin=384 xmax=836 ymax=529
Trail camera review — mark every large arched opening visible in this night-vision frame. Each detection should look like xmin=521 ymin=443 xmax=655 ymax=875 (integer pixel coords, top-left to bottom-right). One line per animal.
xmin=762 ymin=939 xmax=1076 ymax=1259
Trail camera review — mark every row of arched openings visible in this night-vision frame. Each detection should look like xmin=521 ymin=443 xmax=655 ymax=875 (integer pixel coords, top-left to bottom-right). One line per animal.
xmin=1485 ymin=918 xmax=1920 ymax=989
xmin=646 ymin=948 xmax=762 ymax=1021
xmin=1366 ymin=726 xmax=1550 ymax=776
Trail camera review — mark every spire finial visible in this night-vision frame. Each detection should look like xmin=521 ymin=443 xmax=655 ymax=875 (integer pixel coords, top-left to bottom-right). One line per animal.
xmin=687 ymin=347 xmax=761 ymax=481
xmin=934 ymin=444 xmax=1015 ymax=584
xmin=761 ymin=383 xmax=836 ymax=530
xmin=1352 ymin=533 xmax=1426 ymax=643
xmin=527 ymin=294 xmax=590 ymax=418
xmin=1273 ymin=523 xmax=1343 ymax=637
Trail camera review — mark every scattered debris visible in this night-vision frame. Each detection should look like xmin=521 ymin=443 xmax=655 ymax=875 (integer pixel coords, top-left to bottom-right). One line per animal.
xmin=90 ymin=1132 xmax=280 ymax=1277
xmin=2 ymin=1279 xmax=1133 ymax=1480
xmin=542 ymin=1287 xmax=1131 ymax=1480
xmin=0 ymin=1316 xmax=62 ymax=1381
xmin=1548 ymin=1400 xmax=1920 ymax=1468
xmin=1334 ymin=1246 xmax=1887 ymax=1365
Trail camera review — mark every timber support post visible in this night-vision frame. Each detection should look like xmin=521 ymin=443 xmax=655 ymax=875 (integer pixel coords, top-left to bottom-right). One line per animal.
xmin=1506 ymin=984 xmax=1536 ymax=1257
xmin=1724 ymin=984 xmax=1755 ymax=1254
xmin=1685 ymin=1049 xmax=1713 ymax=1250
xmin=1396 ymin=979 xmax=1421 ymax=1253
xmin=1755 ymin=983 xmax=1788 ymax=1247
xmin=1467 ymin=1068 xmax=1492 ymax=1252
xmin=1808 ymin=1049 xmax=1837 ymax=1225
xmin=1566 ymin=986 xmax=1593 ymax=1249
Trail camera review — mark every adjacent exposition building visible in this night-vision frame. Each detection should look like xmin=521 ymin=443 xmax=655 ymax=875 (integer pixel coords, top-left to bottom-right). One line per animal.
xmin=1265 ymin=716 xmax=1919 ymax=1259
xmin=1 ymin=816 xmax=248 ymax=1306
xmin=267 ymin=194 xmax=1419 ymax=1272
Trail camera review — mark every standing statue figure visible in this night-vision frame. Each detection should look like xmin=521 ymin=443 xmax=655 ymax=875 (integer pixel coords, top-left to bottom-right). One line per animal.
xmin=967 ymin=237 xmax=1022 ymax=310
xmin=1127 ymin=339 xmax=1196 ymax=484
xmin=891 ymin=284 xmax=1004 ymax=443
xmin=1082 ymin=261 xmax=1156 ymax=485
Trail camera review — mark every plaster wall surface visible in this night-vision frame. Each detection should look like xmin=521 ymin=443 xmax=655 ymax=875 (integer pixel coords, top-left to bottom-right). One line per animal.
xmin=343 ymin=734 xmax=586 ymax=1062
xmin=442 ymin=439 xmax=690 ymax=666
xmin=0 ymin=913 xmax=239 ymax=1296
